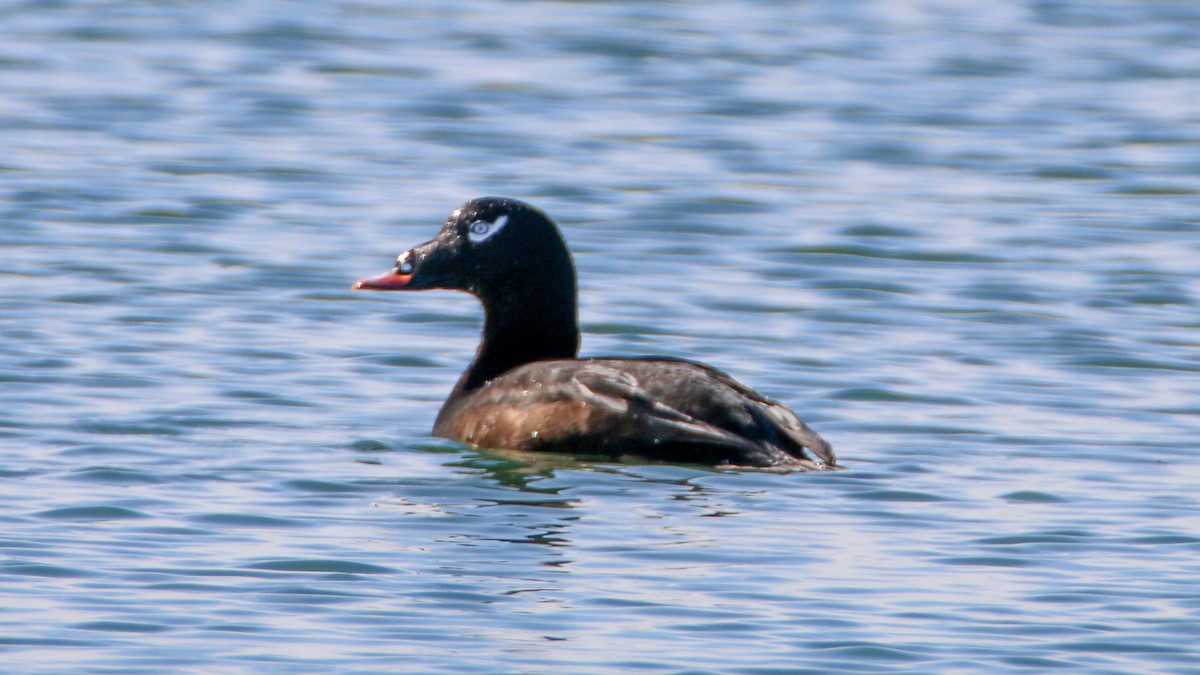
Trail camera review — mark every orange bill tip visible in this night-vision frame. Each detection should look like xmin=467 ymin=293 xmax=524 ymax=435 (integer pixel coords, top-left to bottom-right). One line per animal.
xmin=353 ymin=272 xmax=414 ymax=290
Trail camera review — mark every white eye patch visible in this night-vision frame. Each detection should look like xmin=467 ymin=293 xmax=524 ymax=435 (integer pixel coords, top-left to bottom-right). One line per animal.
xmin=466 ymin=214 xmax=508 ymax=244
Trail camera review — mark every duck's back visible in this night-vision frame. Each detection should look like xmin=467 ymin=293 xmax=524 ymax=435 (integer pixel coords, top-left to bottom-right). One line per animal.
xmin=434 ymin=357 xmax=835 ymax=469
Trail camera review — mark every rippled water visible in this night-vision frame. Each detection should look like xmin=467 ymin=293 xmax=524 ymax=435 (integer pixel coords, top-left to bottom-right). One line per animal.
xmin=3 ymin=0 xmax=1199 ymax=672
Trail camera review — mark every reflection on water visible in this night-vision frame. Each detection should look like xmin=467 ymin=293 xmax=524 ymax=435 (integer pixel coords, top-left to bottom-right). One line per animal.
xmin=2 ymin=0 xmax=1199 ymax=671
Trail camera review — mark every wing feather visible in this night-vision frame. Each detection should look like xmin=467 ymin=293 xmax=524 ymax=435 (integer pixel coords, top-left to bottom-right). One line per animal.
xmin=569 ymin=363 xmax=826 ymax=468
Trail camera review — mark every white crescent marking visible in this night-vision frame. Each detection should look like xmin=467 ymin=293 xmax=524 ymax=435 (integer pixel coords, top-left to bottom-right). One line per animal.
xmin=467 ymin=214 xmax=508 ymax=244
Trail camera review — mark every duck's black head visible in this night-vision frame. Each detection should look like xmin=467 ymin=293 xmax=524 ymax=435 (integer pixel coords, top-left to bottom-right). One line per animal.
xmin=355 ymin=197 xmax=580 ymax=388
xmin=355 ymin=197 xmax=574 ymax=303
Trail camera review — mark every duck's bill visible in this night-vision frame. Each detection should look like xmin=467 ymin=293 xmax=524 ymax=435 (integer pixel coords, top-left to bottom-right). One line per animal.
xmin=353 ymin=271 xmax=414 ymax=290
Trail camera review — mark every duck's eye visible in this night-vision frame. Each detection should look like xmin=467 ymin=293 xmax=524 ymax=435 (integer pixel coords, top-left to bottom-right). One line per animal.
xmin=467 ymin=214 xmax=508 ymax=244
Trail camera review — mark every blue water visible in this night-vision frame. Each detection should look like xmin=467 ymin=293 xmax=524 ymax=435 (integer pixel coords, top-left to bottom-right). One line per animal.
xmin=3 ymin=0 xmax=1199 ymax=672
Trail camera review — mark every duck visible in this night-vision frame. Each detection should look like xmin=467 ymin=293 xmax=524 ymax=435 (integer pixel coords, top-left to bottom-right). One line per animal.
xmin=354 ymin=197 xmax=836 ymax=470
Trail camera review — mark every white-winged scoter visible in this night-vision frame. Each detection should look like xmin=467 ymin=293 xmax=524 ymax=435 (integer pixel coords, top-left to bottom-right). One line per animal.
xmin=354 ymin=197 xmax=836 ymax=469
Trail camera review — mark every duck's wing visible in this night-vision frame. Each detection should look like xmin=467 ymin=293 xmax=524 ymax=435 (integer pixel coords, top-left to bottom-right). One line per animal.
xmin=667 ymin=359 xmax=837 ymax=468
xmin=567 ymin=361 xmax=833 ymax=469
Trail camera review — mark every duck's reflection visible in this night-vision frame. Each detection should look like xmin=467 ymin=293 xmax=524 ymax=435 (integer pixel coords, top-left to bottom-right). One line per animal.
xmin=448 ymin=446 xmax=609 ymax=494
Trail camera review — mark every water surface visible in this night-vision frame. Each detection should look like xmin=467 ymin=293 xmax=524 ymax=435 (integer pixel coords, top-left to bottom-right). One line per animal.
xmin=2 ymin=1 xmax=1198 ymax=672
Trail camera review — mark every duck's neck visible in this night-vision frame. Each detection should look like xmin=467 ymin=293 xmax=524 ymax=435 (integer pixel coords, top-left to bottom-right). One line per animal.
xmin=456 ymin=275 xmax=579 ymax=393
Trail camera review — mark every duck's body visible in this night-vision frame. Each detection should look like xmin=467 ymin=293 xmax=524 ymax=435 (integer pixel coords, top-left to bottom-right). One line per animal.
xmin=435 ymin=356 xmax=832 ymax=468
xmin=355 ymin=197 xmax=836 ymax=470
